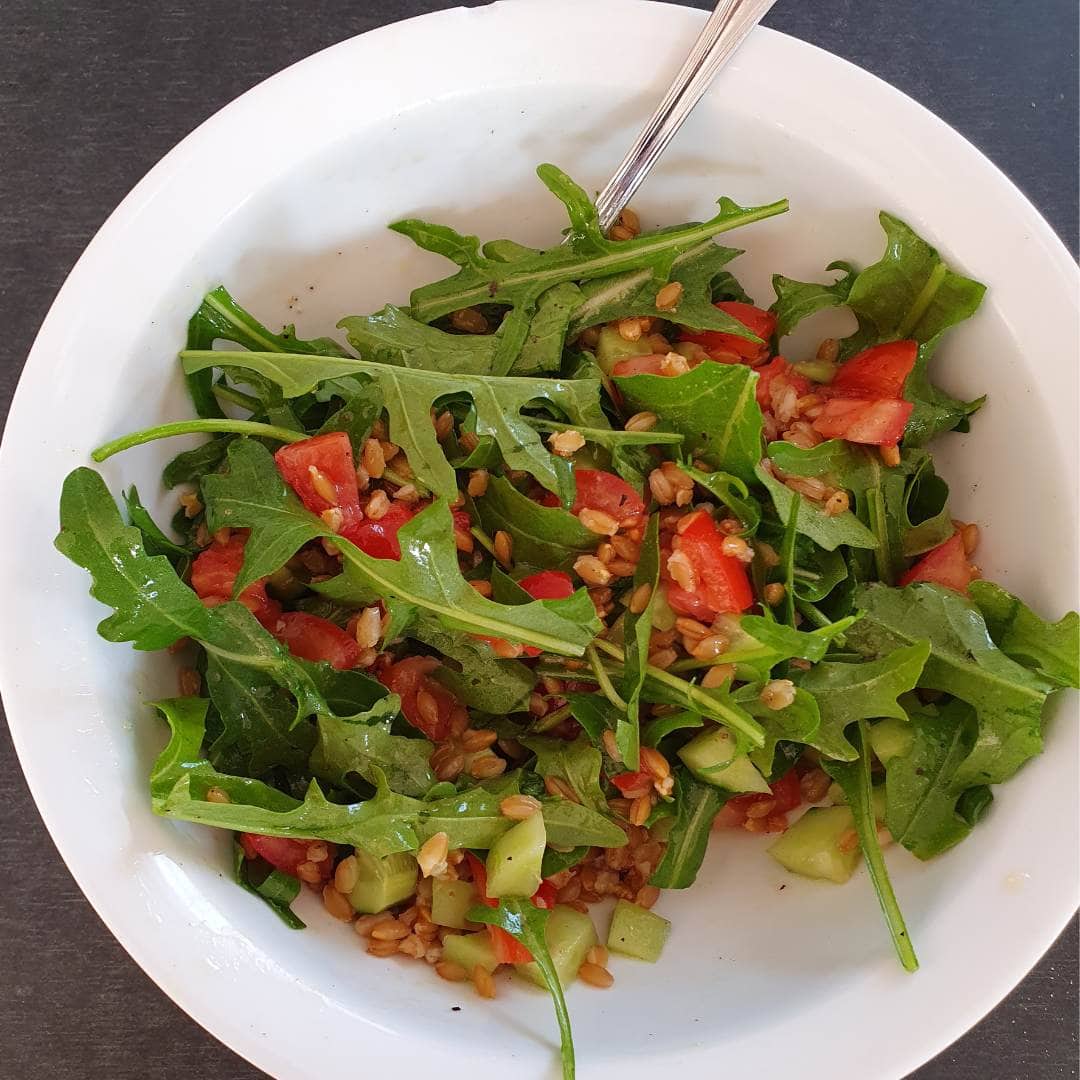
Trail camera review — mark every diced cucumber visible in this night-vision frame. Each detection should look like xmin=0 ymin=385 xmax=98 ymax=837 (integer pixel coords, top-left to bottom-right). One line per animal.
xmin=486 ymin=808 xmax=546 ymax=898
xmin=649 ymin=585 xmax=677 ymax=631
xmin=826 ymin=783 xmax=886 ymax=818
xmin=518 ymin=905 xmax=598 ymax=988
xmin=791 ymin=358 xmax=838 ymax=383
xmin=868 ymin=717 xmax=913 ymax=764
xmin=348 ymin=850 xmax=418 ymax=914
xmin=443 ymin=931 xmax=500 ymax=974
xmin=678 ymin=727 xmax=770 ymax=793
xmin=595 ymin=325 xmax=652 ymax=374
xmin=607 ymin=899 xmax=670 ymax=963
xmin=431 ymin=879 xmax=477 ymax=930
xmin=767 ymin=806 xmax=859 ymax=883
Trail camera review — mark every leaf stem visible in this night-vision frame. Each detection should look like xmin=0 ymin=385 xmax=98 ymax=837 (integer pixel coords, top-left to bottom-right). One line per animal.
xmin=92 ymin=420 xmax=307 ymax=462
xmin=586 ymin=644 xmax=627 ymax=711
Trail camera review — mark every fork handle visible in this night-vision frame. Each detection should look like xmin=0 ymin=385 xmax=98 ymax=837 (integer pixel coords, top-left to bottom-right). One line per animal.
xmin=594 ymin=0 xmax=778 ymax=233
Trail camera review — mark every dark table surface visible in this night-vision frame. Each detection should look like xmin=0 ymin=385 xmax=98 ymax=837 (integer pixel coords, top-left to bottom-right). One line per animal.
xmin=1 ymin=2 xmax=1077 ymax=1078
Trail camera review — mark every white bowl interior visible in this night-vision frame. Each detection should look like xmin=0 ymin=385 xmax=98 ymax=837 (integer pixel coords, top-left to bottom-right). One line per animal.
xmin=1 ymin=4 xmax=1076 ymax=1079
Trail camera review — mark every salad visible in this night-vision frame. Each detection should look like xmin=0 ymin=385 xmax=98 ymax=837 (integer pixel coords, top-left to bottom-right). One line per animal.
xmin=56 ymin=165 xmax=1078 ymax=1078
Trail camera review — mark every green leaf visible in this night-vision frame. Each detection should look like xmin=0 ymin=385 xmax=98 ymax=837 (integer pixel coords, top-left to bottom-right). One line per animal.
xmin=317 ymin=379 xmax=384 ymax=450
xmin=877 ymin=699 xmax=982 ymax=859
xmin=200 ymin=440 xmax=601 ymax=655
xmin=902 ymin=335 xmax=985 ymax=447
xmin=540 ymin=798 xmax=627 ymax=848
xmin=183 ymin=351 xmax=606 ymax=505
xmin=641 ymin=710 xmax=704 ymax=748
xmin=848 ymin=583 xmax=1059 ymax=786
xmin=233 ymin=840 xmax=305 ymax=929
xmin=472 ymin=475 xmax=597 ymax=572
xmin=567 ymin=240 xmax=750 ymax=338
xmin=310 ymin=703 xmax=436 ymax=798
xmin=795 ymin=641 xmax=930 ymax=761
xmin=733 ymin=684 xmax=821 ymax=775
xmin=682 ymin=464 xmax=762 ymax=533
xmin=520 ymin=736 xmax=607 ymax=815
xmin=619 ymin=515 xmax=660 ymax=770
xmin=969 ymin=581 xmax=1079 ymax=689
xmin=410 ymin=616 xmax=536 ymax=713
xmin=540 ymin=846 xmax=590 ymax=878
xmin=616 ymin=362 xmax=763 ymax=484
xmin=162 ymin=435 xmax=233 ymax=489
xmin=770 ymin=261 xmax=857 ymax=338
xmin=823 ymin=723 xmax=918 ymax=972
xmin=123 ymin=486 xmax=190 ymax=562
xmin=56 ymin=467 xmax=217 ymax=651
xmin=517 ymin=282 xmax=586 ymax=375
xmin=649 ymin=767 xmax=725 ymax=888
xmin=467 ymin=899 xmax=575 ymax=1080
xmin=564 ymin=692 xmax=620 ymax=744
xmin=204 ymin=655 xmax=317 ymax=778
xmin=396 ymin=163 xmax=787 ymax=376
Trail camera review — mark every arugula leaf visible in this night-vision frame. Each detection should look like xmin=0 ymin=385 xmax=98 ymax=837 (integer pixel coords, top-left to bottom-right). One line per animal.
xmin=204 ymin=655 xmax=317 ymax=778
xmin=849 ymin=583 xmax=1061 ymax=787
xmin=619 ymin=515 xmax=660 ymax=770
xmin=795 ymin=641 xmax=930 ymax=761
xmin=770 ymin=261 xmax=857 ymax=338
xmin=317 ymin=379 xmax=384 ymax=451
xmin=540 ymin=846 xmax=590 ymax=878
xmin=756 ymin=461 xmax=877 ymax=552
xmin=616 ymin=362 xmax=762 ymax=484
xmin=842 ymin=212 xmax=986 ymax=357
xmin=395 ymin=163 xmax=786 ymax=376
xmin=969 ymin=581 xmax=1079 ymax=689
xmin=517 ymin=282 xmax=586 ymax=375
xmin=520 ymin=736 xmax=607 ymax=815
xmin=641 ymin=710 xmax=704 ymax=748
xmin=901 ymin=451 xmax=954 ymax=556
xmin=682 ymin=464 xmax=762 ymax=533
xmin=564 ymin=692 xmax=619 ymax=744
xmin=540 ymin=798 xmax=627 ymax=848
xmin=183 ymin=350 xmax=605 ymax=505
xmin=123 ymin=486 xmax=190 ymax=563
xmin=467 ymin=900 xmax=575 ymax=1080
xmin=649 ymin=767 xmax=725 ymax=888
xmin=410 ymin=616 xmax=536 ymax=713
xmin=733 ymin=684 xmax=821 ymax=775
xmin=200 ymin=440 xmax=600 ymax=655
xmin=823 ymin=723 xmax=918 ymax=972
xmin=903 ymin=335 xmax=985 ymax=447
xmin=185 ymin=285 xmax=348 ymax=418
xmin=233 ymin=840 xmax=305 ymax=929
xmin=310 ymin=704 xmax=436 ymax=798
xmin=162 ymin=435 xmax=233 ymax=489
xmin=876 ymin=699 xmax=982 ymax=859
xmin=567 ymin=240 xmax=751 ymax=338
xmin=472 ymin=475 xmax=597 ymax=572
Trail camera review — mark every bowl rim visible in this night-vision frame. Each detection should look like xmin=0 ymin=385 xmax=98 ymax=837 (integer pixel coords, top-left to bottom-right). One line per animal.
xmin=1 ymin=3 xmax=1077 ymax=1078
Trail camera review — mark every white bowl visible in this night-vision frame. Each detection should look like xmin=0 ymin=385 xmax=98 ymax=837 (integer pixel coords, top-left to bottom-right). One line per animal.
xmin=1 ymin=2 xmax=1076 ymax=1077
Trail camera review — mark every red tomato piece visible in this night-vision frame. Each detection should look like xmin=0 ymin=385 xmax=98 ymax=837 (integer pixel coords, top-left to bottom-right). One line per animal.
xmin=715 ymin=769 xmax=803 ymax=830
xmin=536 ymin=469 xmax=646 ymax=526
xmin=664 ymin=583 xmax=718 ymax=622
xmin=273 ymin=611 xmax=360 ymax=670
xmin=611 ymin=770 xmax=653 ymax=798
xmin=611 ymin=354 xmax=671 ymax=377
xmin=532 ymin=880 xmax=559 ymax=910
xmin=274 ymin=432 xmax=361 ymax=521
xmin=190 ymin=532 xmax=282 ymax=628
xmin=673 ymin=512 xmax=754 ymax=615
xmin=340 ymin=502 xmax=416 ymax=560
xmin=898 ymin=532 xmax=977 ymax=595
xmin=516 ymin=570 xmax=575 ymax=601
xmin=769 ymin=769 xmax=802 ymax=814
xmin=830 ymin=340 xmax=918 ymax=400
xmin=239 ymin=834 xmax=335 ymax=881
xmin=811 ymin=397 xmax=913 ymax=446
xmin=379 ymin=655 xmax=468 ymax=741
xmin=754 ymin=356 xmax=813 ymax=411
xmin=679 ymin=301 xmax=776 ymax=364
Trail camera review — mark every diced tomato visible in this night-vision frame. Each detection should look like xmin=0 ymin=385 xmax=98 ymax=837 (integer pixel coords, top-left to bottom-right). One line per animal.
xmin=611 ymin=354 xmax=670 ymax=377
xmin=679 ymin=301 xmax=776 ymax=364
xmin=671 ymin=512 xmax=754 ymax=615
xmin=754 ymin=356 xmax=813 ymax=411
xmin=898 ymin=532 xmax=977 ymax=595
xmin=273 ymin=611 xmax=360 ymax=670
xmin=274 ymin=432 xmax=361 ymax=520
xmin=516 ymin=570 xmax=575 ymax=601
xmin=811 ymin=397 xmax=913 ymax=446
xmin=532 ymin=880 xmax=558 ymax=910
xmin=239 ymin=834 xmax=335 ymax=881
xmin=340 ymin=501 xmax=416 ymax=560
xmin=379 ymin=655 xmax=468 ymax=741
xmin=715 ymin=769 xmax=802 ymax=831
xmin=830 ymin=340 xmax=918 ymax=400
xmin=452 ymin=508 xmax=473 ymax=543
xmin=664 ymin=583 xmax=719 ymax=622
xmin=611 ymin=770 xmax=653 ymax=798
xmin=540 ymin=467 xmax=647 ymax=523
xmin=190 ymin=532 xmax=282 ymax=628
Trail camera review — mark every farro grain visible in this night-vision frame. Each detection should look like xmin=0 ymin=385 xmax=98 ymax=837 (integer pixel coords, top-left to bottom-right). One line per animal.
xmin=578 ymin=962 xmax=614 ymax=988
xmin=493 ymin=530 xmax=513 ymax=568
xmin=760 ymin=678 xmax=796 ymax=710
xmin=361 ymin=439 xmax=386 ymax=479
xmin=469 ymin=579 xmax=493 ymax=598
xmin=322 ymin=883 xmax=355 ymax=921
xmin=574 ymin=555 xmax=612 ymax=586
xmin=417 ymin=832 xmax=450 ymax=879
xmin=367 ymin=938 xmax=402 ymax=958
xmin=549 ymin=429 xmax=586 ymax=456
xmin=469 ymin=754 xmax=507 ymax=780
xmin=467 ymin=469 xmax=489 ymax=497
xmin=701 ymin=663 xmax=736 ymax=688
xmin=371 ymin=919 xmax=411 ymax=942
xmin=763 ymin=582 xmax=786 ymax=606
xmin=628 ymin=582 xmax=653 ymax=614
xmin=617 ymin=317 xmax=643 ymax=341
xmin=824 ymin=490 xmax=850 ymax=516
xmin=354 ymin=606 xmax=382 ymax=649
xmin=579 ymin=508 xmax=619 ymax=536
xmin=655 ymin=281 xmax=683 ymax=311
xmin=365 ymin=490 xmax=390 ymax=520
xmin=624 ymin=411 xmax=658 ymax=432
xmin=500 ymin=794 xmax=542 ymax=820
xmin=635 ymin=884 xmax=660 ymax=909
xmin=436 ymin=961 xmax=467 ymax=982
xmin=602 ymin=729 xmax=621 ymax=762
xmin=461 ymin=729 xmax=498 ymax=752
xmin=205 ymin=786 xmax=230 ymax=804
xmin=450 ymin=307 xmax=488 ymax=334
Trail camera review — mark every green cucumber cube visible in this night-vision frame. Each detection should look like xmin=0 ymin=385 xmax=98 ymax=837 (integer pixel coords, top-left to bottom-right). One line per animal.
xmin=348 ymin=850 xmax=417 ymax=914
xmin=767 ymin=806 xmax=860 ymax=883
xmin=443 ymin=931 xmax=500 ymax=974
xmin=431 ymin=879 xmax=478 ymax=930
xmin=518 ymin=904 xmax=598 ymax=988
xmin=607 ymin=899 xmax=670 ymax=962
xmin=486 ymin=808 xmax=545 ymax=899
xmin=678 ymin=727 xmax=770 ymax=793
xmin=595 ymin=325 xmax=652 ymax=375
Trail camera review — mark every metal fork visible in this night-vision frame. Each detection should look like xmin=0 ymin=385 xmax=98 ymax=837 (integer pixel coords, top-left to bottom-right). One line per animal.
xmin=593 ymin=0 xmax=779 ymax=234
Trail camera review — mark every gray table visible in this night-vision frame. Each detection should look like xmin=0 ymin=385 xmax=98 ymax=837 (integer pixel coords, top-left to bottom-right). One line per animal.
xmin=1 ymin=2 xmax=1076 ymax=1078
